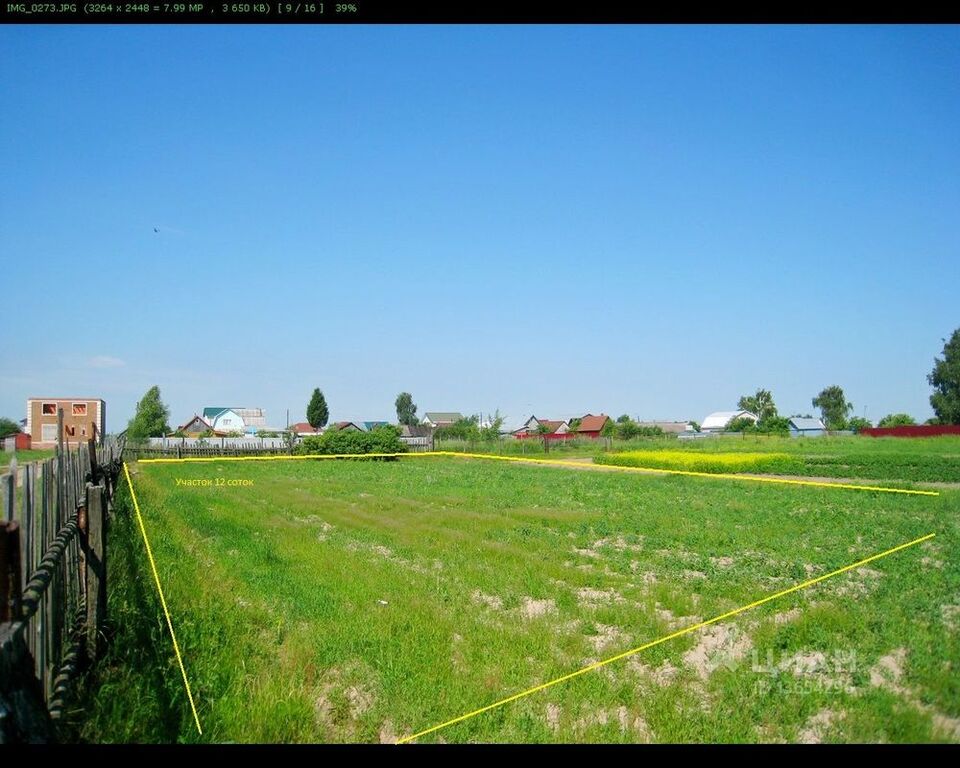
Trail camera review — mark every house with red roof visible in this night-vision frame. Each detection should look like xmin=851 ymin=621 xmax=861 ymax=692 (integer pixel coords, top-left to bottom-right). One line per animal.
xmin=572 ymin=413 xmax=612 ymax=439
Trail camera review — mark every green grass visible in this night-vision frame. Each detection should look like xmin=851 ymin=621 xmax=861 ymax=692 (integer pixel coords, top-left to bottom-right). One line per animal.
xmin=72 ymin=454 xmax=960 ymax=743
xmin=0 ymin=448 xmax=55 ymax=469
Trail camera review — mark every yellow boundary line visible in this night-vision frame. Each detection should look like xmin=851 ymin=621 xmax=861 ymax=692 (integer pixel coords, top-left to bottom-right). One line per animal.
xmin=122 ymin=461 xmax=204 ymax=736
xmin=397 ymin=532 xmax=935 ymax=743
xmin=136 ymin=450 xmax=939 ymax=496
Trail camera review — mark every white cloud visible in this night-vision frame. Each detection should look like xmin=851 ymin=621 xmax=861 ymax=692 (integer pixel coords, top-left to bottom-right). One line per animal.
xmin=88 ymin=355 xmax=126 ymax=369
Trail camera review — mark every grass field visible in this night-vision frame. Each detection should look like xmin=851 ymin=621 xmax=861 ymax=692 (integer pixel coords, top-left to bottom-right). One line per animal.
xmin=0 ymin=448 xmax=55 ymax=469
xmin=73 ymin=451 xmax=960 ymax=744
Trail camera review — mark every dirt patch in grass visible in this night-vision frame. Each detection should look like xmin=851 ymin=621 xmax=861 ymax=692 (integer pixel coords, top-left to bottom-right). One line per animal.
xmin=867 ymin=647 xmax=960 ymax=741
xmin=586 ymin=623 xmax=628 ymax=652
xmin=869 ymin=647 xmax=908 ymax=693
xmin=571 ymin=706 xmax=653 ymax=741
xmin=797 ymin=709 xmax=845 ymax=744
xmin=780 ymin=650 xmax=855 ymax=694
xmin=941 ymin=603 xmax=960 ymax=633
xmin=313 ymin=662 xmax=378 ymax=739
xmin=545 ymin=703 xmax=561 ymax=732
xmin=628 ymin=657 xmax=679 ymax=688
xmin=772 ymin=608 xmax=802 ymax=625
xmin=520 ymin=596 xmax=557 ymax=620
xmin=832 ymin=566 xmax=883 ymax=598
xmin=654 ymin=603 xmax=702 ymax=631
xmin=471 ymin=590 xmax=504 ymax=610
xmin=683 ymin=624 xmax=752 ymax=679
xmin=576 ymin=586 xmax=626 ymax=607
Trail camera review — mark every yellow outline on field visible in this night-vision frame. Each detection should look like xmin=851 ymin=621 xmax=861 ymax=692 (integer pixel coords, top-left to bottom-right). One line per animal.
xmin=122 ymin=462 xmax=204 ymax=736
xmin=136 ymin=450 xmax=940 ymax=496
xmin=398 ymin=532 xmax=935 ymax=743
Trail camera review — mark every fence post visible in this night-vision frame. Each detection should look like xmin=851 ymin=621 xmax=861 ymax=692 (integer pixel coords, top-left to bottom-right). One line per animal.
xmin=2 ymin=473 xmax=13 ymax=523
xmin=0 ymin=521 xmax=22 ymax=622
xmin=84 ymin=483 xmax=106 ymax=661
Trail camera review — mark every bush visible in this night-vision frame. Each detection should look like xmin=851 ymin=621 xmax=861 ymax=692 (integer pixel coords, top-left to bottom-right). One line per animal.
xmin=877 ymin=413 xmax=917 ymax=428
xmin=296 ymin=425 xmax=406 ymax=455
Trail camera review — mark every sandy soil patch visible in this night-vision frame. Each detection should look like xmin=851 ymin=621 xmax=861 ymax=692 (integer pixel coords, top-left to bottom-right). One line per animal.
xmin=942 ymin=603 xmax=960 ymax=633
xmin=683 ymin=624 xmax=752 ymax=679
xmin=545 ymin=703 xmax=562 ymax=732
xmin=586 ymin=623 xmax=628 ymax=652
xmin=797 ymin=709 xmax=845 ymax=744
xmin=628 ymin=657 xmax=679 ymax=687
xmin=520 ymin=596 xmax=557 ymax=619
xmin=576 ymin=586 xmax=626 ymax=607
xmin=471 ymin=590 xmax=504 ymax=610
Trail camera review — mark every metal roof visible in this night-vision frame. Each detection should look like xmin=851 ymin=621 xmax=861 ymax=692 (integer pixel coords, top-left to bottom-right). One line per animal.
xmin=789 ymin=417 xmax=825 ymax=431
xmin=701 ymin=410 xmax=757 ymax=430
xmin=423 ymin=412 xmax=464 ymax=422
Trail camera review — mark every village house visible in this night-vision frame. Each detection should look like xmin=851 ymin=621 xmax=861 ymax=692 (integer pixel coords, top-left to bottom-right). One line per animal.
xmin=512 ymin=416 xmax=570 ymax=439
xmin=26 ymin=397 xmax=106 ymax=448
xmin=421 ymin=412 xmax=464 ymax=428
xmin=573 ymin=413 xmax=612 ymax=439
xmin=201 ymin=407 xmax=268 ymax=435
xmin=175 ymin=415 xmax=227 ymax=438
xmin=290 ymin=422 xmax=321 ymax=437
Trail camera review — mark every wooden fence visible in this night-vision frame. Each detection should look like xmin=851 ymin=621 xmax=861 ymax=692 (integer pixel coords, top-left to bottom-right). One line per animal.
xmin=0 ymin=433 xmax=123 ymax=743
xmin=124 ymin=442 xmax=295 ymax=459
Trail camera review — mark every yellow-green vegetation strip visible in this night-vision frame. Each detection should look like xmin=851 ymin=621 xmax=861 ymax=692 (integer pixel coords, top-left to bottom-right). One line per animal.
xmin=597 ymin=450 xmax=799 ymax=474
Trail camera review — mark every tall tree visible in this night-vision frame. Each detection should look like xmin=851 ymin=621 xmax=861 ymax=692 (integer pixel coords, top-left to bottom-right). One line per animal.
xmin=0 ymin=417 xmax=21 ymax=438
xmin=812 ymin=385 xmax=853 ymax=430
xmin=737 ymin=389 xmax=777 ymax=423
xmin=127 ymin=385 xmax=171 ymax=439
xmin=395 ymin=392 xmax=418 ymax=426
xmin=929 ymin=328 xmax=960 ymax=424
xmin=306 ymin=388 xmax=329 ymax=430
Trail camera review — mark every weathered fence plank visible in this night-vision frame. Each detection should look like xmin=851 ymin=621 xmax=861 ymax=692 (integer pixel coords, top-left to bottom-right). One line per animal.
xmin=84 ymin=483 xmax=106 ymax=661
xmin=0 ymin=522 xmax=21 ymax=622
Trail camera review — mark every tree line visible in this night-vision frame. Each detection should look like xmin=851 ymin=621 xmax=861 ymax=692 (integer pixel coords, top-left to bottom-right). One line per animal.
xmin=3 ymin=328 xmax=956 ymax=441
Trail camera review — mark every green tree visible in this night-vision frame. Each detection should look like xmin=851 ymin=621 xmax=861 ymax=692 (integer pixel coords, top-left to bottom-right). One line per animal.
xmin=126 ymin=385 xmax=171 ymax=439
xmin=929 ymin=328 xmax=960 ymax=424
xmin=600 ymin=419 xmax=616 ymax=438
xmin=395 ymin=392 xmax=418 ymax=426
xmin=877 ymin=413 xmax=917 ymax=427
xmin=847 ymin=416 xmax=872 ymax=433
xmin=738 ymin=389 xmax=777 ymax=423
xmin=306 ymin=388 xmax=329 ymax=431
xmin=756 ymin=415 xmax=791 ymax=435
xmin=812 ymin=385 xmax=853 ymax=430
xmin=0 ymin=417 xmax=21 ymax=438
xmin=616 ymin=414 xmax=631 ymax=424
xmin=725 ymin=416 xmax=756 ymax=433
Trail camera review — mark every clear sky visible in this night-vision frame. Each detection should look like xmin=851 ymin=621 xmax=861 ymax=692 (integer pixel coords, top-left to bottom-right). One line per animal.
xmin=2 ymin=25 xmax=958 ymax=432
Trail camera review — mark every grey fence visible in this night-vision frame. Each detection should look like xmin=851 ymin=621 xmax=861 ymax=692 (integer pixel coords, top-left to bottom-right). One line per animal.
xmin=0 ymin=434 xmax=122 ymax=742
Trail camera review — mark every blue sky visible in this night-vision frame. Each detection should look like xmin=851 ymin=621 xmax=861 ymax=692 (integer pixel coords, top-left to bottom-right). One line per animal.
xmin=1 ymin=25 xmax=958 ymax=431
